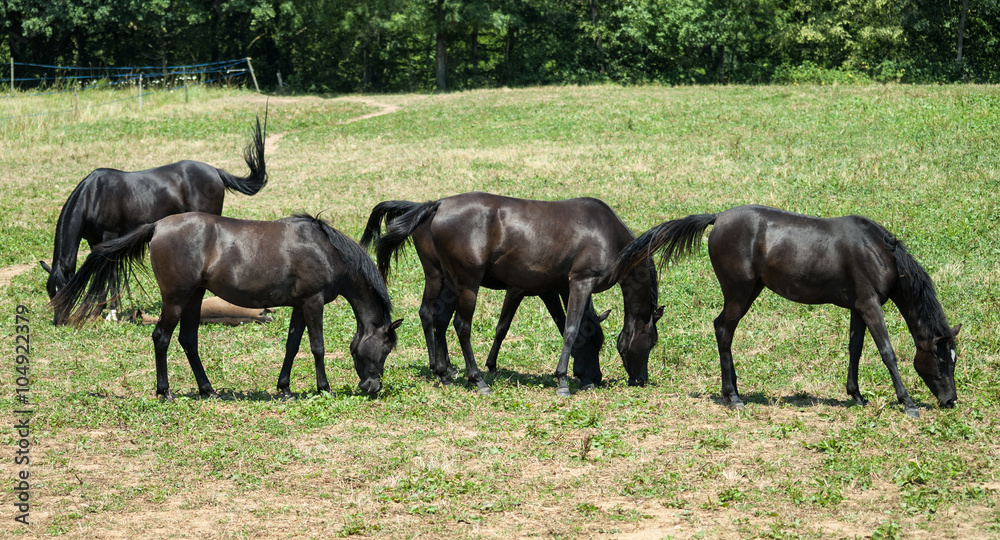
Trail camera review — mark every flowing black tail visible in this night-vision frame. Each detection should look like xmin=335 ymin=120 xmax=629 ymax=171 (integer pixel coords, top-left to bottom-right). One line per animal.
xmin=49 ymin=223 xmax=158 ymax=326
xmin=610 ymin=213 xmax=717 ymax=283
xmin=218 ymin=107 xmax=268 ymax=196
xmin=359 ymin=200 xmax=421 ymax=250
xmin=372 ymin=200 xmax=441 ymax=282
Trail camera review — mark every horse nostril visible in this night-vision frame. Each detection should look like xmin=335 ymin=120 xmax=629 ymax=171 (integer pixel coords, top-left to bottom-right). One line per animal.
xmin=359 ymin=378 xmax=381 ymax=395
xmin=944 ymin=399 xmax=957 ymax=409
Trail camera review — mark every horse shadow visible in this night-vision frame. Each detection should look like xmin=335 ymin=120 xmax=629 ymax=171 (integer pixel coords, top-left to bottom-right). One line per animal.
xmin=699 ymin=390 xmax=934 ymax=412
xmin=408 ymin=363 xmax=588 ymax=393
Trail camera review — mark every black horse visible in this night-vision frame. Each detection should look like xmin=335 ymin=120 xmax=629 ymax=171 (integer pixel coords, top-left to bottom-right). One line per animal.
xmin=363 ymin=192 xmax=663 ymax=397
xmin=362 ymin=200 xmax=611 ymax=391
xmin=50 ymin=212 xmax=402 ymax=400
xmin=611 ymin=205 xmax=960 ymax=417
xmin=41 ymin=112 xmax=269 ymax=323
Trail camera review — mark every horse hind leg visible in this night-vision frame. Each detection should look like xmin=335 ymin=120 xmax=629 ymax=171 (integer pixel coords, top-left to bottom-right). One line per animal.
xmin=277 ymin=307 xmax=308 ymax=399
xmin=846 ymin=309 xmax=868 ymax=406
xmin=485 ymin=289 xmax=527 ymax=373
xmin=713 ymin=281 xmax=765 ymax=410
xmin=176 ymin=290 xmax=218 ymax=398
xmin=452 ymin=285 xmax=490 ymax=395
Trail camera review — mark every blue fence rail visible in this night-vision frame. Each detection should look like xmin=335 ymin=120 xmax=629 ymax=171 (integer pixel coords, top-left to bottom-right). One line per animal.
xmin=2 ymin=58 xmax=259 ymax=121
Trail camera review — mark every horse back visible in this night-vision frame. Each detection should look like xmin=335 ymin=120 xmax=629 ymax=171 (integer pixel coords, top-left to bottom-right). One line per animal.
xmin=148 ymin=213 xmax=339 ymax=308
xmin=76 ymin=161 xmax=226 ymax=236
xmin=430 ymin=192 xmax=631 ymax=289
xmin=709 ymin=205 xmax=897 ymax=305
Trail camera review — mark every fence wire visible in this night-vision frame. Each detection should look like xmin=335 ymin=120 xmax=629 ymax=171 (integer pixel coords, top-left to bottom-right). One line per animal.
xmin=2 ymin=58 xmax=257 ymax=121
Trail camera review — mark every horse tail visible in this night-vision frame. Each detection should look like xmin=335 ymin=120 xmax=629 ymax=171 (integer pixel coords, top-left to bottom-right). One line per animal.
xmin=49 ymin=222 xmax=158 ymax=326
xmin=217 ymin=107 xmax=268 ymax=196
xmin=610 ymin=213 xmax=717 ymax=283
xmin=373 ymin=200 xmax=441 ymax=282
xmin=359 ymin=200 xmax=420 ymax=250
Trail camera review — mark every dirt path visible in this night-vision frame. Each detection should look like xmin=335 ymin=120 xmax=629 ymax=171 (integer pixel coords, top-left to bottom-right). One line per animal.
xmin=336 ymin=97 xmax=401 ymax=124
xmin=0 ymin=263 xmax=36 ymax=289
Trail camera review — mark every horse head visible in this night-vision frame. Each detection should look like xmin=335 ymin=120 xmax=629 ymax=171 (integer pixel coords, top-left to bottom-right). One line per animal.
xmin=913 ymin=324 xmax=961 ymax=408
xmin=614 ymin=256 xmax=664 ymax=387
xmin=617 ymin=305 xmax=663 ymax=387
xmin=40 ymin=260 xmax=71 ymax=300
xmin=351 ymin=318 xmax=403 ymax=395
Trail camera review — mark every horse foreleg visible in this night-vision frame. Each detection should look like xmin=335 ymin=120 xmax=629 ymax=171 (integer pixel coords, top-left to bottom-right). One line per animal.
xmin=177 ymin=292 xmax=217 ymax=398
xmin=846 ymin=309 xmax=868 ymax=406
xmin=569 ymin=297 xmax=607 ymax=390
xmin=554 ymin=282 xmax=597 ymax=398
xmin=302 ymin=300 xmax=331 ymax=395
xmin=277 ymin=307 xmax=307 ymax=399
xmin=453 ymin=285 xmax=490 ymax=395
xmin=485 ymin=289 xmax=527 ymax=373
xmin=859 ymin=304 xmax=919 ymax=417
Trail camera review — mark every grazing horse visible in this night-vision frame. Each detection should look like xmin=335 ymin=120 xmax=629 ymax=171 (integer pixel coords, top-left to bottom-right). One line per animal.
xmin=611 ymin=205 xmax=960 ymax=417
xmin=41 ymin=112 xmax=269 ymax=323
xmin=362 ymin=200 xmax=610 ymax=390
xmin=50 ymin=213 xmax=402 ymax=400
xmin=363 ymin=192 xmax=663 ymax=397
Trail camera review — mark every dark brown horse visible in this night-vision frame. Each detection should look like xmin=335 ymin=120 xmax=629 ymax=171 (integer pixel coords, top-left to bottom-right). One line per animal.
xmin=50 ymin=213 xmax=401 ymax=400
xmin=611 ymin=205 xmax=960 ymax=417
xmin=363 ymin=192 xmax=663 ymax=397
xmin=41 ymin=112 xmax=268 ymax=323
xmin=362 ymin=200 xmax=611 ymax=390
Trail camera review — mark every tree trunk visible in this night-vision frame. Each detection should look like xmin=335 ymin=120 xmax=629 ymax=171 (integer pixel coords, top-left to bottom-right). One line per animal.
xmin=435 ymin=0 xmax=447 ymax=91
xmin=957 ymin=0 xmax=969 ymax=62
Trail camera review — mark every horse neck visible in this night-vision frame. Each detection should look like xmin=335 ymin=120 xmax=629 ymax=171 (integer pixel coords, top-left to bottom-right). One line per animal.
xmin=891 ymin=281 xmax=950 ymax=348
xmin=619 ymin=260 xmax=658 ymax=322
xmin=340 ymin=271 xmax=391 ymax=330
xmin=51 ymin=203 xmax=85 ymax=274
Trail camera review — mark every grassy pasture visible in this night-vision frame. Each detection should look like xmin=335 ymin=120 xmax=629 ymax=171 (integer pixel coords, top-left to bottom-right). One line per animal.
xmin=2 ymin=83 xmax=999 ymax=538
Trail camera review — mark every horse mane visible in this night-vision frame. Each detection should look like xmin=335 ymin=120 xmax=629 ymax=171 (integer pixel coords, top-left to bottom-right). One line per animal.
xmin=52 ymin=171 xmax=99 ymax=261
xmin=290 ymin=214 xmax=396 ymax=330
xmin=881 ymin=226 xmax=955 ymax=342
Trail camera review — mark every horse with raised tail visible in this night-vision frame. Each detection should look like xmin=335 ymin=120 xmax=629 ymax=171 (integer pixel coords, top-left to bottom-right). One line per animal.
xmin=611 ymin=205 xmax=960 ymax=417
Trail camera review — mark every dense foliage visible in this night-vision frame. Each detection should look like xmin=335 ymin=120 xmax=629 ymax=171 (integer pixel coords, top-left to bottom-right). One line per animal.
xmin=3 ymin=0 xmax=999 ymax=91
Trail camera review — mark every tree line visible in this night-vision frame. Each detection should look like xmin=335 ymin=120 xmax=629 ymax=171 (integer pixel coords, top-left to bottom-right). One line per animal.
xmin=3 ymin=0 xmax=998 ymax=92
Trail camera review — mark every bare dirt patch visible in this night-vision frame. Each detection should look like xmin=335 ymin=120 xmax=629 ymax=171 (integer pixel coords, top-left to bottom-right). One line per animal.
xmin=0 ymin=263 xmax=35 ymax=288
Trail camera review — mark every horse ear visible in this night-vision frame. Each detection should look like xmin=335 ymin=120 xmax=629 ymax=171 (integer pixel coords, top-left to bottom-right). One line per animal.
xmin=597 ymin=309 xmax=611 ymax=322
xmin=391 ymin=318 xmax=403 ymax=330
xmin=952 ymin=324 xmax=962 ymax=337
xmin=653 ymin=305 xmax=664 ymax=322
xmin=39 ymin=260 xmax=52 ymax=274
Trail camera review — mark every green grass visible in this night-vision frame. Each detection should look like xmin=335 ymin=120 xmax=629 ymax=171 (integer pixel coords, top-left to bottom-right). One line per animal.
xmin=2 ymin=84 xmax=999 ymax=538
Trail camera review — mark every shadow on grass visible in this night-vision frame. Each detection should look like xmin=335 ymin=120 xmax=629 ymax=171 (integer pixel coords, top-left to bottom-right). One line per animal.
xmin=696 ymin=390 xmax=935 ymax=414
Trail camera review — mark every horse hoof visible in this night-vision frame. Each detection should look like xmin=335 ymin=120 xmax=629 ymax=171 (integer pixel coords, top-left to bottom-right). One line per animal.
xmin=478 ymin=386 xmax=492 ymax=396
xmin=905 ymin=407 xmax=920 ymax=418
xmin=730 ymin=400 xmax=745 ymax=411
xmin=158 ymin=391 xmax=175 ymax=402
xmin=580 ymin=383 xmax=596 ymax=392
xmin=280 ymin=390 xmax=294 ymax=400
xmin=556 ymin=387 xmax=571 ymax=398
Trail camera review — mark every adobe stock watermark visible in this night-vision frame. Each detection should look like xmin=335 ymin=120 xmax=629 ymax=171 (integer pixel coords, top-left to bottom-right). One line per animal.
xmin=12 ymin=304 xmax=32 ymax=526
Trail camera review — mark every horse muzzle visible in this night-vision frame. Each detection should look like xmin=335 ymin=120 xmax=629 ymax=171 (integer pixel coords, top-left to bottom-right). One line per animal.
xmin=627 ymin=375 xmax=648 ymax=387
xmin=358 ymin=377 xmax=382 ymax=395
xmin=940 ymin=398 xmax=957 ymax=409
